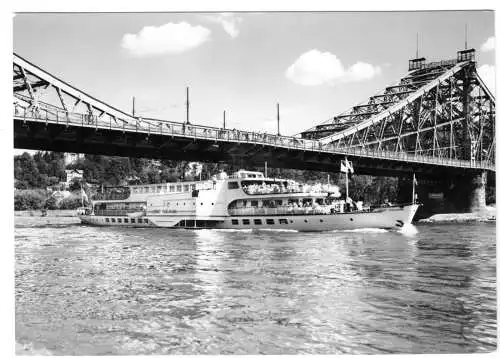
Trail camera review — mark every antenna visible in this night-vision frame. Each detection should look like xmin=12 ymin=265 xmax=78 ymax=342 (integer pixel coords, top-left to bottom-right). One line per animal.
xmin=186 ymin=86 xmax=190 ymax=124
xmin=132 ymin=96 xmax=135 ymax=117
xmin=416 ymin=33 xmax=419 ymax=58
xmin=277 ymin=102 xmax=280 ymax=136
xmin=465 ymin=24 xmax=468 ymax=50
xmin=223 ymin=110 xmax=226 ymax=129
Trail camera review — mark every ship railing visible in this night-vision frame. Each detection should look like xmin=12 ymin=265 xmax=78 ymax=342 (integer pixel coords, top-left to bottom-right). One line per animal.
xmin=228 ymin=206 xmax=335 ymax=216
xmin=93 ymin=209 xmax=145 ymax=216
xmin=242 ymin=185 xmax=340 ymax=195
xmin=91 ymin=192 xmax=131 ymax=201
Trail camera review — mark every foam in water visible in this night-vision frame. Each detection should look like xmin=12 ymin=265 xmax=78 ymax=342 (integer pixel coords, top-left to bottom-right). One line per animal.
xmin=330 ymin=228 xmax=389 ymax=233
xmin=399 ymin=223 xmax=419 ymax=237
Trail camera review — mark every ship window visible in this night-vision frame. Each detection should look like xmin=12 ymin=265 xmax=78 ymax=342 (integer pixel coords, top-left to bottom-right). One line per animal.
xmin=320 ymin=219 xmax=324 ymax=223
xmin=279 ymin=219 xmax=288 ymax=224
xmin=111 ymin=218 xmax=116 ymax=223
xmin=232 ymin=219 xmax=239 ymax=225
xmin=266 ymin=219 xmax=275 ymax=225
xmin=157 ymin=186 xmax=162 ymax=191
xmin=191 ymin=184 xmax=196 ymax=191
xmin=169 ymin=185 xmax=174 ymax=192
xmin=276 ymin=200 xmax=283 ymax=206
xmin=144 ymin=187 xmax=149 ymax=193
xmin=138 ymin=219 xmax=143 ymax=223
xmin=251 ymin=200 xmax=258 ymax=207
xmin=242 ymin=219 xmax=250 ymax=225
xmin=117 ymin=218 xmax=122 ymax=223
xmin=105 ymin=218 xmax=110 ymax=223
xmin=228 ymin=181 xmax=239 ymax=189
xmin=131 ymin=219 xmax=136 ymax=223
xmin=304 ymin=219 xmax=308 ymax=223
xmin=176 ymin=185 xmax=182 ymax=192
xmin=150 ymin=187 xmax=155 ymax=193
xmin=144 ymin=219 xmax=148 ymax=223
xmin=184 ymin=185 xmax=190 ymax=191
xmin=124 ymin=218 xmax=129 ymax=223
xmin=254 ymin=219 xmax=262 ymax=225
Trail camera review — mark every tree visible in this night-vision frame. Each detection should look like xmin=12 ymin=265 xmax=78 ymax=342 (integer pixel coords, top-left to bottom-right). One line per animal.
xmin=68 ymin=177 xmax=82 ymax=191
xmin=14 ymin=153 xmax=40 ymax=188
xmin=14 ymin=190 xmax=46 ymax=210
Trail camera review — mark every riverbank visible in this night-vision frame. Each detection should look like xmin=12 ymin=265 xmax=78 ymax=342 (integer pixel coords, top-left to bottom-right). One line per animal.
xmin=418 ymin=206 xmax=496 ymax=223
xmin=15 ymin=209 xmax=77 ymax=217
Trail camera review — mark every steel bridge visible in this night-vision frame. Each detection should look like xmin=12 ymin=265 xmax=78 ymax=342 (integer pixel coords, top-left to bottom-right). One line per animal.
xmin=13 ymin=50 xmax=495 ymax=182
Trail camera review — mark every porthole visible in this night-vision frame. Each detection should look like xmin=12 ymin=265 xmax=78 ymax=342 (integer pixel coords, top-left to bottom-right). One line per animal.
xmin=350 ymin=218 xmax=354 ymax=221
xmin=304 ymin=219 xmax=308 ymax=223
xmin=320 ymin=219 xmax=324 ymax=223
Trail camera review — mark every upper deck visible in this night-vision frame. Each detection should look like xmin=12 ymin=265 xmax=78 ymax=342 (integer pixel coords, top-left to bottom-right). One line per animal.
xmin=90 ymin=169 xmax=341 ymax=202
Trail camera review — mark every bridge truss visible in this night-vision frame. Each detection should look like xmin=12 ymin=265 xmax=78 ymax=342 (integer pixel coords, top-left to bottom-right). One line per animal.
xmin=302 ymin=49 xmax=495 ymax=167
xmin=13 ymin=50 xmax=495 ymax=177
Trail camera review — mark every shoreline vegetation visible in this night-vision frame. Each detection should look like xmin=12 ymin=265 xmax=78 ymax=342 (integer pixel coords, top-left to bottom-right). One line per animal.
xmin=14 ymin=151 xmax=496 ymax=222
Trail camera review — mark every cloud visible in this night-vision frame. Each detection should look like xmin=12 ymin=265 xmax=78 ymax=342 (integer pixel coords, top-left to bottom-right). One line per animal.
xmin=478 ymin=64 xmax=495 ymax=93
xmin=205 ymin=13 xmax=243 ymax=38
xmin=121 ymin=22 xmax=211 ymax=56
xmin=285 ymin=50 xmax=381 ymax=86
xmin=345 ymin=61 xmax=382 ymax=82
xmin=480 ymin=37 xmax=495 ymax=52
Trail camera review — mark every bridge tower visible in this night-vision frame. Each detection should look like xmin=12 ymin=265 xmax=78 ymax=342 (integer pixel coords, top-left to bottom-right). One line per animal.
xmin=301 ymin=49 xmax=495 ymax=213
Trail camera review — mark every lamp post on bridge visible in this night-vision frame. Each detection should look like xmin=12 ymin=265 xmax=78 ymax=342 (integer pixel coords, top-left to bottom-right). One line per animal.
xmin=186 ymin=86 xmax=190 ymax=125
xmin=277 ymin=102 xmax=280 ymax=136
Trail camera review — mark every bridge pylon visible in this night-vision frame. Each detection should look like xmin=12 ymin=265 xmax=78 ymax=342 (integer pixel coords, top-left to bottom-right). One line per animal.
xmin=301 ymin=49 xmax=495 ymax=168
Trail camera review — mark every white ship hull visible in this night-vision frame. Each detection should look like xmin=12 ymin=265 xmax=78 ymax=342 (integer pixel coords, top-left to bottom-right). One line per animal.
xmin=79 ymin=204 xmax=418 ymax=232
xmin=79 ymin=169 xmax=420 ymax=232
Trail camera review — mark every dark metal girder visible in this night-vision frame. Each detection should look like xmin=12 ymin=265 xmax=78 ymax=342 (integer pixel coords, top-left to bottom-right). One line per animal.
xmin=370 ymin=91 xmax=414 ymax=99
xmin=13 ymin=80 xmax=49 ymax=93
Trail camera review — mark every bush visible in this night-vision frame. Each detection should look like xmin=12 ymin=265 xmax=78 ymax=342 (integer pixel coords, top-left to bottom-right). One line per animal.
xmin=44 ymin=195 xmax=59 ymax=210
xmin=14 ymin=190 xmax=47 ymax=211
xmin=58 ymin=195 xmax=82 ymax=210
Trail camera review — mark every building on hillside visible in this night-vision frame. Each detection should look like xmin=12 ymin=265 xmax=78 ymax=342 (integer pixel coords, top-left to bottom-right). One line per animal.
xmin=64 ymin=153 xmax=84 ymax=166
xmin=64 ymin=169 xmax=84 ymax=188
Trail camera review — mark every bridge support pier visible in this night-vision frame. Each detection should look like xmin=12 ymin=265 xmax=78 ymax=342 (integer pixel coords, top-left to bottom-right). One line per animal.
xmin=467 ymin=171 xmax=487 ymax=212
xmin=397 ymin=171 xmax=488 ymax=218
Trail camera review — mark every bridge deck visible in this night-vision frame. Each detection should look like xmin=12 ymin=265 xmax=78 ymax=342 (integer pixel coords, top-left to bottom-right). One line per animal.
xmin=14 ymin=105 xmax=494 ymax=174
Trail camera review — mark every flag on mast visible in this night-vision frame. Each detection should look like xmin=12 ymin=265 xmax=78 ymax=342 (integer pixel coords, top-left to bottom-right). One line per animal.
xmin=340 ymin=158 xmax=354 ymax=174
xmin=81 ymin=186 xmax=88 ymax=203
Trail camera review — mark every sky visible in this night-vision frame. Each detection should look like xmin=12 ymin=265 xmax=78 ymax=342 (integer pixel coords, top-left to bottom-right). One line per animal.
xmin=13 ymin=11 xmax=495 ymax=136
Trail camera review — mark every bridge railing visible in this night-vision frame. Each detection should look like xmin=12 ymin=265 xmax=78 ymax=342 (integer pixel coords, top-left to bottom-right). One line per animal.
xmin=14 ymin=105 xmax=495 ymax=171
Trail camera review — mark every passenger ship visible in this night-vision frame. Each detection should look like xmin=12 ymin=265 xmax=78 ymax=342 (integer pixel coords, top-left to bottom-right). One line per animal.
xmin=78 ymin=170 xmax=419 ymax=231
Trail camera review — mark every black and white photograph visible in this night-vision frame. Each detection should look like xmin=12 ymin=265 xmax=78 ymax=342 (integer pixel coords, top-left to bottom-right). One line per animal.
xmin=8 ymin=3 xmax=497 ymax=355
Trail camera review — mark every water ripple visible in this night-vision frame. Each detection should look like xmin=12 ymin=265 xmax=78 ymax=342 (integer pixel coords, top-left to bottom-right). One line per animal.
xmin=15 ymin=217 xmax=496 ymax=354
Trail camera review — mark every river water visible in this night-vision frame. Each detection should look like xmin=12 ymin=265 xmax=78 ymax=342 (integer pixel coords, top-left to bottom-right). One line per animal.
xmin=15 ymin=217 xmax=496 ymax=354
